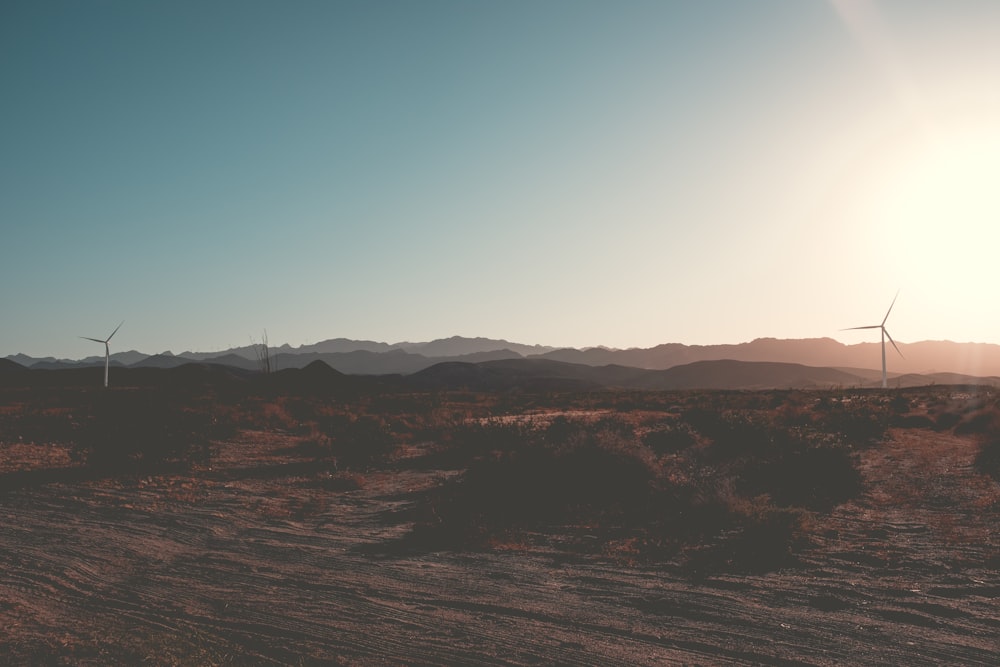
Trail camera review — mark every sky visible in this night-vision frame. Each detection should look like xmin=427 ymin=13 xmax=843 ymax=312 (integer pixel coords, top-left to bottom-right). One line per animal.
xmin=4 ymin=0 xmax=1000 ymax=358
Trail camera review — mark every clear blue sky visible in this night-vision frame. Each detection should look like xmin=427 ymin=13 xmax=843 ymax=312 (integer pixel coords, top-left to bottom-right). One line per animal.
xmin=4 ymin=1 xmax=1000 ymax=358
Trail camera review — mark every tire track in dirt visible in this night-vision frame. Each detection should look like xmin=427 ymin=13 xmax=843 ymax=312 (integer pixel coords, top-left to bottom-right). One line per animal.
xmin=0 ymin=477 xmax=792 ymax=665
xmin=784 ymin=428 xmax=1000 ymax=665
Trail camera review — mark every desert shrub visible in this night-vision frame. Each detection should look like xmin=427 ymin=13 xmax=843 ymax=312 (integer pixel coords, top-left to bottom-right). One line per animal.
xmin=259 ymin=400 xmax=299 ymax=431
xmin=642 ymin=423 xmax=697 ymax=455
xmin=592 ymin=415 xmax=635 ymax=438
xmin=974 ymin=438 xmax=1000 ymax=480
xmin=396 ymin=408 xmax=850 ymax=573
xmin=812 ymin=398 xmax=890 ymax=446
xmin=73 ymin=391 xmax=212 ymax=471
xmin=738 ymin=432 xmax=861 ymax=511
xmin=282 ymin=397 xmax=319 ymax=426
xmin=954 ymin=406 xmax=1000 ymax=436
xmin=406 ymin=423 xmax=657 ymax=548
xmin=430 ymin=418 xmax=533 ymax=467
xmin=683 ymin=409 xmax=774 ymax=461
xmin=468 ymin=446 xmax=651 ymax=524
xmin=957 ymin=401 xmax=1000 ymax=480
xmin=774 ymin=398 xmax=816 ymax=428
xmin=316 ymin=414 xmax=395 ymax=470
xmin=685 ymin=500 xmax=811 ymax=575
xmin=544 ymin=415 xmax=585 ymax=447
xmin=889 ymin=393 xmax=911 ymax=414
xmin=230 ymin=397 xmax=300 ymax=431
xmin=680 ymin=406 xmax=732 ymax=440
xmin=540 ymin=415 xmax=635 ymax=446
xmin=0 ymin=406 xmax=77 ymax=445
xmin=399 ymin=410 xmax=463 ymax=446
xmin=684 ymin=407 xmax=863 ymax=511
xmin=926 ymin=393 xmax=994 ymax=431
xmin=679 ymin=402 xmax=863 ymax=511
xmin=674 ymin=400 xmax=865 ymax=496
xmin=934 ymin=410 xmax=962 ymax=431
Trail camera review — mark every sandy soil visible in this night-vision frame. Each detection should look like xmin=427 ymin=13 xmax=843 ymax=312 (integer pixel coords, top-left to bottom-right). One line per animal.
xmin=0 ymin=426 xmax=998 ymax=665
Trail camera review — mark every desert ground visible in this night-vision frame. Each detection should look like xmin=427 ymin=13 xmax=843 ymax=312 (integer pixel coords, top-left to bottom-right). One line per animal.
xmin=0 ymin=376 xmax=998 ymax=665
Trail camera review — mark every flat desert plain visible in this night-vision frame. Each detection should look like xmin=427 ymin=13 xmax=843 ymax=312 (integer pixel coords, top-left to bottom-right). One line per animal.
xmin=0 ymin=383 xmax=998 ymax=665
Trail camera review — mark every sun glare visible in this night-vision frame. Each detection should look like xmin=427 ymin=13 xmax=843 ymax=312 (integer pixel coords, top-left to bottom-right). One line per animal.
xmin=876 ymin=123 xmax=1000 ymax=270
xmin=829 ymin=0 xmax=1000 ymax=313
xmin=845 ymin=116 xmax=1000 ymax=342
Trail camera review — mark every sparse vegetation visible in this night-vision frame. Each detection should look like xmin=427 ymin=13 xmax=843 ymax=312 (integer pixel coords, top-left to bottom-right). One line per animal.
xmin=396 ymin=395 xmax=869 ymax=572
xmin=73 ymin=390 xmax=214 ymax=471
xmin=1 ymin=380 xmax=999 ymax=664
xmin=315 ymin=413 xmax=396 ymax=469
xmin=975 ymin=438 xmax=1000 ymax=480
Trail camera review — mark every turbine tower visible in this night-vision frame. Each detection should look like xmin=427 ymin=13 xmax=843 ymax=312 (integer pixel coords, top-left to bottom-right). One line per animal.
xmin=80 ymin=321 xmax=124 ymax=388
xmin=843 ymin=292 xmax=903 ymax=389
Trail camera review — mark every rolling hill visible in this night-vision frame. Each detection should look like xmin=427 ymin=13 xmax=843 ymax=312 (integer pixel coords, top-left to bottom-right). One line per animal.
xmin=406 ymin=358 xmax=993 ymax=392
xmin=10 ymin=335 xmax=1000 ymax=381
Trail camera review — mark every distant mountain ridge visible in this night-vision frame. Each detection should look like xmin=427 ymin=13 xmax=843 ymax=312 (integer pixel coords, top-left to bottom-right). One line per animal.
xmin=9 ymin=335 xmax=1000 ymax=378
xmin=176 ymin=336 xmax=556 ymax=362
xmin=408 ymin=359 xmax=904 ymax=392
xmin=4 ymin=355 xmax=996 ymax=391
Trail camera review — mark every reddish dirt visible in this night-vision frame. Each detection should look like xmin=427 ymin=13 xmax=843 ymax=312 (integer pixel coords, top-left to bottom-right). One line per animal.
xmin=0 ymin=427 xmax=999 ymax=664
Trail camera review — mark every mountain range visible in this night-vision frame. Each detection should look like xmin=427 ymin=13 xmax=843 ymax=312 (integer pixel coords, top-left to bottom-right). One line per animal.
xmin=3 ymin=353 xmax=996 ymax=392
xmin=10 ymin=336 xmax=1000 ymax=380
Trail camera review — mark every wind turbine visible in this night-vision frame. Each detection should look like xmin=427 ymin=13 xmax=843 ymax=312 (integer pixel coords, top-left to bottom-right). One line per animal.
xmin=80 ymin=321 xmax=124 ymax=388
xmin=843 ymin=292 xmax=903 ymax=389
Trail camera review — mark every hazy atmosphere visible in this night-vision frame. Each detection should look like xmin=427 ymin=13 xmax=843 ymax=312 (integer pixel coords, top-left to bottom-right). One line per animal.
xmin=4 ymin=0 xmax=1000 ymax=358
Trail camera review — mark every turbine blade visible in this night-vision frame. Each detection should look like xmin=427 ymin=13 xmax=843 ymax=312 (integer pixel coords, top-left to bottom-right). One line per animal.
xmin=106 ymin=320 xmax=124 ymax=342
xmin=80 ymin=337 xmax=105 ymax=343
xmin=884 ymin=328 xmax=904 ymax=358
xmin=882 ymin=290 xmax=899 ymax=326
xmin=841 ymin=325 xmax=881 ymax=331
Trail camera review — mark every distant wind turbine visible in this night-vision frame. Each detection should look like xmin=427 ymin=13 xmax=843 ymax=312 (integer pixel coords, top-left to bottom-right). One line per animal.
xmin=843 ymin=292 xmax=903 ymax=389
xmin=80 ymin=321 xmax=124 ymax=388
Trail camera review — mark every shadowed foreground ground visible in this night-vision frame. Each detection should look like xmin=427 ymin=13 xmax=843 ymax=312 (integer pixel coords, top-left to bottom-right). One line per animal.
xmin=0 ymin=389 xmax=999 ymax=664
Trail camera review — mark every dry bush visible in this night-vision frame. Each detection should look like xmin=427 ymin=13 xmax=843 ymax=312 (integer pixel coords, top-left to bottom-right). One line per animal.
xmin=684 ymin=493 xmax=812 ymax=575
xmin=967 ymin=403 xmax=1000 ymax=480
xmin=682 ymin=408 xmax=774 ymax=461
xmin=810 ymin=396 xmax=891 ymax=446
xmin=223 ymin=398 xmax=294 ymax=431
xmin=0 ymin=405 xmax=77 ymax=445
xmin=975 ymin=439 xmax=1000 ymax=480
xmin=423 ymin=418 xmax=532 ymax=469
xmin=737 ymin=430 xmax=861 ymax=511
xmin=641 ymin=422 xmax=697 ymax=455
xmin=954 ymin=405 xmax=1000 ymax=436
xmin=258 ymin=400 xmax=299 ymax=431
xmin=398 ymin=408 xmax=845 ymax=572
xmin=681 ymin=404 xmax=863 ymax=511
xmin=404 ymin=423 xmax=657 ymax=550
xmin=313 ymin=414 xmax=396 ymax=470
xmin=381 ymin=391 xmax=881 ymax=573
xmin=73 ymin=391 xmax=213 ymax=471
xmin=928 ymin=391 xmax=996 ymax=431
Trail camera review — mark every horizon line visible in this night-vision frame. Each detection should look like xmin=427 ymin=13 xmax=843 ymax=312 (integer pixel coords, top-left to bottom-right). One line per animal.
xmin=6 ymin=334 xmax=999 ymax=363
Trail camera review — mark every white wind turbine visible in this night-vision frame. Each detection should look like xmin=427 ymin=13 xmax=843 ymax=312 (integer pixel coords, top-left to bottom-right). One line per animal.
xmin=80 ymin=321 xmax=124 ymax=388
xmin=843 ymin=292 xmax=903 ymax=389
